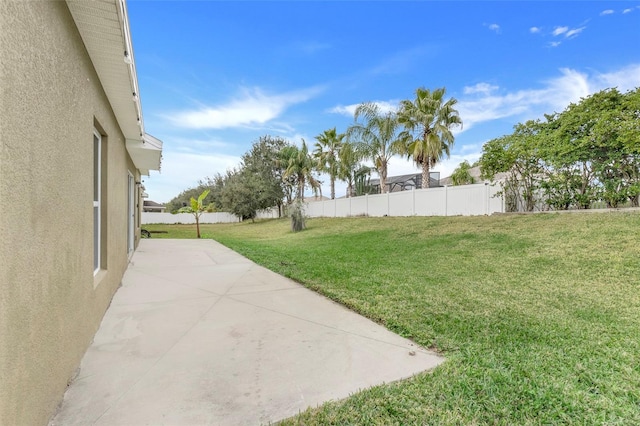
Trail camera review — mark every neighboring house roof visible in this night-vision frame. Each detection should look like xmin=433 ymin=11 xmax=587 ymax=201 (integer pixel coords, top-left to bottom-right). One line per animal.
xmin=143 ymin=200 xmax=166 ymax=211
xmin=370 ymin=172 xmax=441 ymax=191
xmin=65 ymin=0 xmax=162 ymax=175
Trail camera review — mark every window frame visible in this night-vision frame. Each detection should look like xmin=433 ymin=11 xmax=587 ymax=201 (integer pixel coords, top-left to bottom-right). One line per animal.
xmin=93 ymin=129 xmax=101 ymax=275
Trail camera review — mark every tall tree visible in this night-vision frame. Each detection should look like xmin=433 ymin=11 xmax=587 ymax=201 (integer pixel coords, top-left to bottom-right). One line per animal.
xmin=281 ymin=140 xmax=320 ymax=201
xmin=346 ymin=102 xmax=404 ymax=194
xmin=479 ymin=120 xmax=546 ymax=211
xmin=218 ymin=169 xmax=264 ymax=221
xmin=542 ymin=88 xmax=640 ymax=208
xmin=450 ymin=160 xmax=476 ymax=186
xmin=313 ymin=128 xmax=345 ymax=200
xmin=241 ymin=135 xmax=290 ymax=216
xmin=337 ymin=141 xmax=362 ymax=198
xmin=398 ymin=87 xmax=462 ymax=188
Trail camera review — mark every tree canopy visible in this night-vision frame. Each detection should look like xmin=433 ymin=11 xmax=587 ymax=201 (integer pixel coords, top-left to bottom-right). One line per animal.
xmin=314 ymin=128 xmax=345 ymax=200
xmin=346 ymin=102 xmax=405 ymax=194
xmin=479 ymin=88 xmax=640 ymax=211
xmin=398 ymin=87 xmax=462 ymax=188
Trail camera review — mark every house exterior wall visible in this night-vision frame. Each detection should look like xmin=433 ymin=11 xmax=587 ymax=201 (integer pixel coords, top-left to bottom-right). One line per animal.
xmin=0 ymin=2 xmax=141 ymax=425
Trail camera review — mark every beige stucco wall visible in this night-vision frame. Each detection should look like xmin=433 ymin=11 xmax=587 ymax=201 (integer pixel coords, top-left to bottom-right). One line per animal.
xmin=0 ymin=2 xmax=141 ymax=424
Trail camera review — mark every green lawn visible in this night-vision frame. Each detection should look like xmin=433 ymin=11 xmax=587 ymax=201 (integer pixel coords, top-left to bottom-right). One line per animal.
xmin=144 ymin=213 xmax=640 ymax=424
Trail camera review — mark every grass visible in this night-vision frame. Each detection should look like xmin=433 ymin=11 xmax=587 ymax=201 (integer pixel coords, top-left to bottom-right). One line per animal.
xmin=144 ymin=213 xmax=640 ymax=424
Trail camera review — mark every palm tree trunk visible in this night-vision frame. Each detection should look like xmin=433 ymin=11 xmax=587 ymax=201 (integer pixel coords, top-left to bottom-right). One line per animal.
xmin=380 ymin=163 xmax=387 ymax=194
xmin=298 ymin=176 xmax=305 ymax=201
xmin=422 ymin=160 xmax=430 ymax=189
xmin=330 ymin=177 xmax=335 ymax=200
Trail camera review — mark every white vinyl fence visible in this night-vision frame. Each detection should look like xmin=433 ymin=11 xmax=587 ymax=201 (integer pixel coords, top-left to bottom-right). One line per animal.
xmin=305 ymin=183 xmax=504 ymax=218
xmin=142 ymin=183 xmax=504 ymax=224
xmin=142 ymin=208 xmax=281 ymax=224
xmin=142 ymin=212 xmax=240 ymax=224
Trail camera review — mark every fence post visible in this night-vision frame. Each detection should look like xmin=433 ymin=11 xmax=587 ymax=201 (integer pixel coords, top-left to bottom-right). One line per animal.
xmin=484 ymin=182 xmax=489 ymax=215
xmin=412 ymin=188 xmax=416 ymax=216
xmin=444 ymin=185 xmax=448 ymax=216
xmin=366 ymin=194 xmax=369 ymax=216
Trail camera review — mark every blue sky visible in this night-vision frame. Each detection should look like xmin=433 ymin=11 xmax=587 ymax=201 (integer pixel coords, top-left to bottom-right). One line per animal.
xmin=127 ymin=1 xmax=640 ymax=202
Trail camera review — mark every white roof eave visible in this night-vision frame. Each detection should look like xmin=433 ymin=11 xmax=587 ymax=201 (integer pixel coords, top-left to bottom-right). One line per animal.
xmin=126 ymin=134 xmax=163 ymax=176
xmin=66 ymin=0 xmax=162 ymax=173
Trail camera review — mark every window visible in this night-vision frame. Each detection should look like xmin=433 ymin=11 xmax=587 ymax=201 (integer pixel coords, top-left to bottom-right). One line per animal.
xmin=127 ymin=172 xmax=134 ymax=254
xmin=93 ymin=130 xmax=101 ymax=274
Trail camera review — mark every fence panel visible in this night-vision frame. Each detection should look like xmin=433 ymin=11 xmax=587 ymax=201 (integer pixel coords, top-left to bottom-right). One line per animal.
xmin=389 ymin=191 xmax=414 ymax=216
xmin=335 ymin=198 xmax=351 ymax=217
xmin=367 ymin=193 xmax=389 ymax=217
xmin=446 ymin=184 xmax=486 ymax=215
xmin=255 ymin=207 xmax=279 ymax=219
xmin=350 ymin=196 xmax=368 ymax=216
xmin=322 ymin=199 xmax=336 ymax=217
xmin=414 ymin=187 xmax=446 ymax=216
xmin=304 ymin=183 xmax=504 ymax=218
xmin=305 ymin=201 xmax=324 ymax=217
xmin=142 ymin=212 xmax=239 ymax=224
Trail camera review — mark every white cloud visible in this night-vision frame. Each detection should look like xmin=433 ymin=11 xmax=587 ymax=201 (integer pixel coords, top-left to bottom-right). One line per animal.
xmin=463 ymin=83 xmax=499 ymax=95
xmin=546 ymin=25 xmax=585 ymax=43
xmin=456 ymin=64 xmax=640 ymax=132
xmin=144 ymin=151 xmax=241 ymax=203
xmin=170 ymin=137 xmax=230 ymax=152
xmin=600 ymin=9 xmax=615 ymax=16
xmin=553 ymin=26 xmax=568 ymax=36
xmin=530 ymin=26 xmax=541 ymax=34
xmin=169 ymin=86 xmax=324 ymax=129
xmin=565 ymin=26 xmax=586 ymax=38
xmin=328 ymin=100 xmax=399 ymax=117
xmin=488 ymin=23 xmax=501 ymax=33
xmin=432 ymin=153 xmax=483 ymax=179
xmin=623 ymin=8 xmax=633 ymax=14
xmin=595 ymin=63 xmax=640 ymax=91
xmin=328 ymin=104 xmax=358 ymax=116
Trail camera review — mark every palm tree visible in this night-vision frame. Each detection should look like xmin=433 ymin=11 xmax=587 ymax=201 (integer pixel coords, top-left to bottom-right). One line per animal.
xmin=281 ymin=140 xmax=320 ymax=201
xmin=353 ymin=165 xmax=374 ymax=196
xmin=450 ymin=160 xmax=476 ymax=185
xmin=337 ymin=141 xmax=362 ymax=197
xmin=398 ymin=87 xmax=462 ymax=188
xmin=314 ymin=128 xmax=345 ymax=199
xmin=276 ymin=145 xmax=298 ymax=205
xmin=346 ymin=102 xmax=404 ymax=194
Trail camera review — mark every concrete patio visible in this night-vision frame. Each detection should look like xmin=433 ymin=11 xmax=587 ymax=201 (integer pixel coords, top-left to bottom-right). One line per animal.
xmin=50 ymin=239 xmax=443 ymax=425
